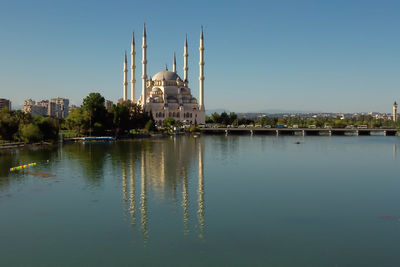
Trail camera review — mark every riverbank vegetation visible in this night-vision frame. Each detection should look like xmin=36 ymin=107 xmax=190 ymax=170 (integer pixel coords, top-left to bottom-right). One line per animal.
xmin=206 ymin=112 xmax=399 ymax=129
xmin=0 ymin=92 xmax=197 ymax=144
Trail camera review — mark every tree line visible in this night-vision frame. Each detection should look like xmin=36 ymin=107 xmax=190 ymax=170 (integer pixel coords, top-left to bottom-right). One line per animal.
xmin=0 ymin=108 xmax=59 ymax=143
xmin=206 ymin=112 xmax=399 ymax=128
xmin=0 ymin=93 xmax=156 ymax=143
xmin=65 ymin=93 xmax=154 ymax=137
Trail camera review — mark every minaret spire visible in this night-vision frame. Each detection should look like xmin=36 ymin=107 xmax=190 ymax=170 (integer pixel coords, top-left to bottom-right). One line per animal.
xmin=141 ymin=23 xmax=148 ymax=108
xmin=123 ymin=50 xmax=128 ymax=101
xmin=199 ymin=26 xmax=205 ymax=111
xmin=183 ymin=33 xmax=188 ymax=82
xmin=130 ymin=32 xmax=136 ymax=103
xmin=173 ymin=52 xmax=176 ymax=73
xmin=393 ymin=101 xmax=398 ymax=122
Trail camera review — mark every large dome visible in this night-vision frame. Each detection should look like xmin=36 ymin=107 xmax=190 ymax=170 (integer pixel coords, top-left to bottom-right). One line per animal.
xmin=152 ymin=70 xmax=181 ymax=81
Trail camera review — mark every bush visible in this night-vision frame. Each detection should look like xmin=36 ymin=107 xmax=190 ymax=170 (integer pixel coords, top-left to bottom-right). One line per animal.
xmin=33 ymin=116 xmax=59 ymax=141
xmin=20 ymin=123 xmax=43 ymax=143
xmin=0 ymin=110 xmax=19 ymax=140
xmin=188 ymin=125 xmax=200 ymax=132
xmin=144 ymin=120 xmax=156 ymax=132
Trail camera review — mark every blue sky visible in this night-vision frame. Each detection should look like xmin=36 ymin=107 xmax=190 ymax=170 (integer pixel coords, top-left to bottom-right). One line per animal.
xmin=0 ymin=0 xmax=399 ymax=113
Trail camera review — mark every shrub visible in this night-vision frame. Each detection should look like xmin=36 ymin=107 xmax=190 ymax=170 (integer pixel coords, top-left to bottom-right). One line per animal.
xmin=20 ymin=123 xmax=43 ymax=143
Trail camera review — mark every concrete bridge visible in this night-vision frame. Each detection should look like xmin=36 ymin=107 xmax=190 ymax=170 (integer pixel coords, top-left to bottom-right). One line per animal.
xmin=200 ymin=127 xmax=399 ymax=136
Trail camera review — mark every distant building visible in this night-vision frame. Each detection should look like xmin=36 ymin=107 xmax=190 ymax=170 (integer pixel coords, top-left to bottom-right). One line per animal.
xmin=22 ymin=97 xmax=69 ymax=118
xmin=50 ymin=98 xmax=69 ymax=118
xmin=105 ymin=100 xmax=113 ymax=110
xmin=22 ymin=99 xmax=47 ymax=116
xmin=0 ymin=98 xmax=11 ymax=110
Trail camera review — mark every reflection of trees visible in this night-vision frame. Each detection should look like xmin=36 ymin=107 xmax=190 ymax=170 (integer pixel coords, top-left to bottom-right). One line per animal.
xmin=64 ymin=143 xmax=110 ymax=186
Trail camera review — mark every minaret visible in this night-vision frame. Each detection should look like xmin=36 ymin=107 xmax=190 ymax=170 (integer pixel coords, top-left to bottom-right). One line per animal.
xmin=142 ymin=23 xmax=148 ymax=108
xmin=123 ymin=51 xmax=128 ymax=101
xmin=183 ymin=34 xmax=188 ymax=82
xmin=199 ymin=26 xmax=205 ymax=111
xmin=130 ymin=32 xmax=136 ymax=103
xmin=173 ymin=52 xmax=176 ymax=73
xmin=393 ymin=101 xmax=398 ymax=122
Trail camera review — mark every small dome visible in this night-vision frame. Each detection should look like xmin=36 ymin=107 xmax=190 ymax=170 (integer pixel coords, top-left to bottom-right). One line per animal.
xmin=152 ymin=70 xmax=180 ymax=81
xmin=152 ymin=87 xmax=162 ymax=92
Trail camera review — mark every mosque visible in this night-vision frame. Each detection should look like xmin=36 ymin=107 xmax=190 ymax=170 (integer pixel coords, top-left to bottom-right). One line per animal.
xmin=122 ymin=24 xmax=206 ymax=125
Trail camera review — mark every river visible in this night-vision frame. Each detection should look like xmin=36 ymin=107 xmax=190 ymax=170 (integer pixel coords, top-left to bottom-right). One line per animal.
xmin=1 ymin=135 xmax=400 ymax=266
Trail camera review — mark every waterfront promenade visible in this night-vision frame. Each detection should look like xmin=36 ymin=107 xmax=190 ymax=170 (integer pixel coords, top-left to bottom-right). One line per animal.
xmin=201 ymin=127 xmax=398 ymax=136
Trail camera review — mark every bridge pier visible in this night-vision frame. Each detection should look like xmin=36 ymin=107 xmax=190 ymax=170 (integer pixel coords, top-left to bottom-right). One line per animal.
xmin=276 ymin=130 xmax=279 ymax=136
xmin=328 ymin=130 xmax=332 ymax=136
xmin=225 ymin=129 xmax=229 ymax=136
xmin=302 ymin=130 xmax=305 ymax=136
xmin=384 ymin=130 xmax=387 ymax=136
xmin=250 ymin=130 xmax=254 ymax=136
xmin=356 ymin=130 xmax=359 ymax=136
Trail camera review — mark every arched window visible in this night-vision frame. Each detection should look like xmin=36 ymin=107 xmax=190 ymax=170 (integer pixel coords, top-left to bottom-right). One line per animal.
xmin=190 ymin=113 xmax=192 ymax=118
xmin=177 ymin=112 xmax=180 ymax=117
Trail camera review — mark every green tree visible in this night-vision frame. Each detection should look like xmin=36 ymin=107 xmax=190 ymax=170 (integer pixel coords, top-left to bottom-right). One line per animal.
xmin=111 ymin=103 xmax=130 ymax=136
xmin=82 ymin=93 xmax=107 ymax=135
xmin=220 ymin=112 xmax=229 ymax=125
xmin=205 ymin=115 xmax=213 ymax=123
xmin=33 ymin=116 xmax=59 ymax=141
xmin=144 ymin=120 xmax=156 ymax=132
xmin=0 ymin=108 xmax=19 ymax=141
xmin=228 ymin=112 xmax=238 ymax=125
xmin=210 ymin=112 xmax=221 ymax=123
xmin=20 ymin=123 xmax=43 ymax=143
xmin=65 ymin=108 xmax=90 ymax=136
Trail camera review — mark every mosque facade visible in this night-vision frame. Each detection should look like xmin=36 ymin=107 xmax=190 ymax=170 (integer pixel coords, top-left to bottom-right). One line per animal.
xmin=122 ymin=24 xmax=206 ymax=125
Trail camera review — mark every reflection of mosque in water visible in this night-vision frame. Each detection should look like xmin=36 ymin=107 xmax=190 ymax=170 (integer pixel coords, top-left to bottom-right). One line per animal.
xmin=120 ymin=137 xmax=205 ymax=240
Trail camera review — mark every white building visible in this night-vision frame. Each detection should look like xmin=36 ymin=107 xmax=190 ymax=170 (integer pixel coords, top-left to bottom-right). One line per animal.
xmin=23 ymin=98 xmax=69 ymax=118
xmin=122 ymin=24 xmax=206 ymax=125
xmin=22 ymin=99 xmax=47 ymax=116
xmin=50 ymin=98 xmax=69 ymax=118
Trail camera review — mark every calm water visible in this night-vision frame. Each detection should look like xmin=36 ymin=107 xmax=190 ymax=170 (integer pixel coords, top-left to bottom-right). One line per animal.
xmin=1 ymin=136 xmax=400 ymax=266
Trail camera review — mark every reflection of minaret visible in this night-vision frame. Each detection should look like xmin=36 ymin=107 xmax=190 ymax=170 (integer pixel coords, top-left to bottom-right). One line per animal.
xmin=182 ymin=169 xmax=189 ymax=235
xmin=394 ymin=144 xmax=397 ymax=160
xmin=140 ymin=150 xmax=149 ymax=241
xmin=129 ymin=156 xmax=136 ymax=225
xmin=197 ymin=139 xmax=205 ymax=238
xmin=122 ymin=161 xmax=128 ymax=204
